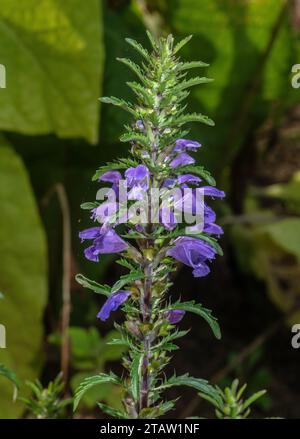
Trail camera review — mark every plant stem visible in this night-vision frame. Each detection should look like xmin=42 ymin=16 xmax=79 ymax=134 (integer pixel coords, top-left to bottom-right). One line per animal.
xmin=139 ymin=259 xmax=153 ymax=413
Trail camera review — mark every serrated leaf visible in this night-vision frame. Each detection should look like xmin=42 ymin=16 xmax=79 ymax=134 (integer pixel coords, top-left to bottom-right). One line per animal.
xmin=175 ymin=77 xmax=213 ymax=92
xmin=111 ymin=270 xmax=144 ymax=294
xmin=98 ymin=402 xmax=128 ymax=419
xmin=173 ymin=35 xmax=193 ymax=54
xmin=146 ymin=30 xmax=158 ymax=51
xmin=172 ymin=164 xmax=216 ymax=186
xmin=73 ymin=372 xmax=121 ymax=411
xmin=172 ymin=112 xmax=215 ymax=127
xmin=152 ymin=329 xmax=190 ymax=352
xmin=117 ymin=58 xmax=145 ymax=83
xmin=100 ymin=96 xmax=136 ymax=116
xmin=116 ymin=258 xmax=137 ymax=271
xmin=159 ymin=373 xmax=222 ymax=405
xmin=92 ymin=158 xmax=138 ymax=181
xmin=126 ymin=82 xmax=153 ymax=105
xmin=75 ymin=274 xmax=111 ymax=297
xmin=167 ymin=301 xmax=221 ymax=339
xmin=125 ymin=38 xmax=149 ymax=60
xmin=130 ymin=353 xmax=142 ymax=402
xmin=120 ymin=131 xmax=149 ymax=148
xmin=176 ymin=61 xmax=209 ymax=71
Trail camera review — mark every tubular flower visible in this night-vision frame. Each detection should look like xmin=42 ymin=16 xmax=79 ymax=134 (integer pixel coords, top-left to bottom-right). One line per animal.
xmin=167 ymin=236 xmax=216 ymax=277
xmin=97 ymin=290 xmax=130 ymax=321
xmin=79 ymin=227 xmax=128 ymax=262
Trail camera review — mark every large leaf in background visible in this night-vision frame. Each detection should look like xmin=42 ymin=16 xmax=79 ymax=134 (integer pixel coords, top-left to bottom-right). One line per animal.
xmin=151 ymin=0 xmax=288 ymax=172
xmin=262 ymin=218 xmax=300 ymax=261
xmin=0 ymin=0 xmax=103 ymax=143
xmin=101 ymin=1 xmax=148 ymax=143
xmin=0 ymin=142 xmax=47 ymax=418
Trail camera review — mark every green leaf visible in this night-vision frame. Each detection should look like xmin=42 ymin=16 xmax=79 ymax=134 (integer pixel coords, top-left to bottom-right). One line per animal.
xmin=262 ymin=218 xmax=300 ymax=261
xmin=130 ymin=353 xmax=142 ymax=402
xmin=173 ymin=35 xmax=193 ymax=54
xmin=176 ymin=61 xmax=209 ymax=71
xmin=158 ymin=373 xmax=222 ymax=405
xmin=116 ymin=258 xmax=138 ymax=271
xmin=92 ymin=158 xmax=138 ymax=181
xmin=100 ymin=96 xmax=137 ymax=116
xmin=242 ymin=390 xmax=267 ymax=411
xmin=80 ymin=202 xmax=99 ymax=210
xmin=0 ymin=0 xmax=103 ymax=143
xmin=73 ymin=372 xmax=121 ymax=411
xmin=193 ymin=234 xmax=223 ymax=257
xmin=117 ymin=58 xmax=145 ymax=83
xmin=98 ymin=402 xmax=128 ymax=419
xmin=146 ymin=30 xmax=158 ymax=51
xmin=120 ymin=131 xmax=149 ymax=147
xmin=172 ymin=112 xmax=215 ymax=127
xmin=0 ymin=142 xmax=47 ymax=417
xmin=152 ymin=329 xmax=190 ymax=352
xmin=167 ymin=301 xmax=221 ymax=339
xmin=125 ymin=38 xmax=149 ymax=60
xmin=111 ymin=270 xmax=144 ymax=294
xmin=75 ymin=274 xmax=111 ymax=297
xmin=172 ymin=164 xmax=216 ymax=186
xmin=0 ymin=364 xmax=19 ymax=389
xmin=174 ymin=77 xmax=213 ymax=92
xmin=126 ymin=82 xmax=153 ymax=105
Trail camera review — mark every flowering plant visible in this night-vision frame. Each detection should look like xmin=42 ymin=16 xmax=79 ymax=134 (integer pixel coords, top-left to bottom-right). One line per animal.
xmin=74 ymin=32 xmax=225 ymax=419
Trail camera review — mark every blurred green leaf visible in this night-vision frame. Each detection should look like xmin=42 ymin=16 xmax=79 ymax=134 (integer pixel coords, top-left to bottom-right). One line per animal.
xmin=156 ymin=0 xmax=289 ymax=173
xmin=262 ymin=218 xmax=300 ymax=261
xmin=0 ymin=364 xmax=19 ymax=389
xmin=0 ymin=0 xmax=103 ymax=143
xmin=0 ymin=142 xmax=47 ymax=418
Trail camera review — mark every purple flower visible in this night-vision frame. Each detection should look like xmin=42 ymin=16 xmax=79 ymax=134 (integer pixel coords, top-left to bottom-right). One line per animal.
xmin=165 ymin=309 xmax=185 ymax=324
xmin=187 ymin=203 xmax=223 ymax=236
xmin=125 ymin=165 xmax=150 ymax=200
xmin=159 ymin=207 xmax=177 ymax=230
xmin=177 ymin=174 xmax=201 ymax=186
xmin=173 ymin=139 xmax=201 ymax=153
xmin=99 ymin=171 xmax=122 ymax=195
xmin=79 ymin=227 xmax=103 ymax=242
xmin=136 ymin=120 xmax=144 ymax=130
xmin=80 ymin=228 xmax=128 ymax=262
xmin=97 ymin=290 xmax=130 ymax=321
xmin=170 ymin=152 xmax=195 ymax=168
xmin=202 ymin=186 xmax=225 ymax=198
xmin=167 ymin=236 xmax=216 ymax=277
xmin=99 ymin=171 xmax=122 ymax=184
xmin=203 ymin=222 xmax=223 ymax=235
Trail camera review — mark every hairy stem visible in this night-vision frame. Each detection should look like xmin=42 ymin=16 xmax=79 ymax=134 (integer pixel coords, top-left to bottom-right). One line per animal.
xmin=139 ymin=257 xmax=153 ymax=413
